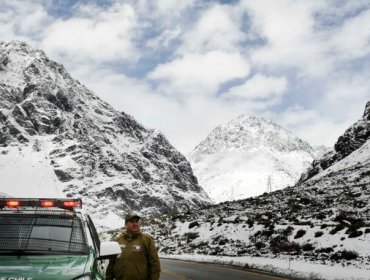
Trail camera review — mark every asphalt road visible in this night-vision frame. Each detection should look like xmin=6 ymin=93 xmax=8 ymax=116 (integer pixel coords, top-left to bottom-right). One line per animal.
xmin=160 ymin=259 xmax=290 ymax=280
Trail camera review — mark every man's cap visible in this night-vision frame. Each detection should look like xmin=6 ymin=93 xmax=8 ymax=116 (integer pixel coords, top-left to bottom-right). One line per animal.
xmin=125 ymin=213 xmax=141 ymax=223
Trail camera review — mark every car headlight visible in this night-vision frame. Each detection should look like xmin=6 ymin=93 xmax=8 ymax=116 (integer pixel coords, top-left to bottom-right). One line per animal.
xmin=72 ymin=273 xmax=94 ymax=280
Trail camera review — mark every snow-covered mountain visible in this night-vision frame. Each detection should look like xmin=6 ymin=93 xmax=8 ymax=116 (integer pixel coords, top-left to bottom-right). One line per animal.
xmin=102 ymin=102 xmax=370 ymax=277
xmin=189 ymin=115 xmax=323 ymax=203
xmin=0 ymin=41 xmax=211 ymax=228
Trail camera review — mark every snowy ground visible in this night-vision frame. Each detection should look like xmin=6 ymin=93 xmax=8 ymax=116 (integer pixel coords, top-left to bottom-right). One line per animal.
xmin=160 ymin=254 xmax=370 ymax=280
xmin=0 ymin=141 xmax=64 ymax=198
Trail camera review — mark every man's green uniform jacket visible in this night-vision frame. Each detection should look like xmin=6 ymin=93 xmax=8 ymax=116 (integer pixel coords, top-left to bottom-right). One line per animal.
xmin=105 ymin=231 xmax=160 ymax=280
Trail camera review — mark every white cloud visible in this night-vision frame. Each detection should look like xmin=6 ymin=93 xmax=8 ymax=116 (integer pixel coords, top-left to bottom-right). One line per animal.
xmin=226 ymin=74 xmax=287 ymax=100
xmin=146 ymin=27 xmax=181 ymax=49
xmin=292 ymin=119 xmax=348 ymax=148
xmin=322 ymin=73 xmax=370 ymax=122
xmin=244 ymin=0 xmax=318 ymax=44
xmin=153 ymin=0 xmax=196 ymax=17
xmin=278 ymin=105 xmax=319 ymax=126
xmin=133 ymin=0 xmax=198 ymax=52
xmin=133 ymin=0 xmax=196 ymax=18
xmin=0 ymin=0 xmax=50 ymax=42
xmin=41 ymin=3 xmax=139 ymax=63
xmin=242 ymin=0 xmax=331 ymax=76
xmin=132 ymin=0 xmax=196 ymax=34
xmin=179 ymin=4 xmax=246 ymax=54
xmin=149 ymin=51 xmax=250 ymax=96
xmin=329 ymin=8 xmax=370 ymax=61
xmin=276 ymin=105 xmax=349 ymax=147
xmin=242 ymin=0 xmax=370 ymax=79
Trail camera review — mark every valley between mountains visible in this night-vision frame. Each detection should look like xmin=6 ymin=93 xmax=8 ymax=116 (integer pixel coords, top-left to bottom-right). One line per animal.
xmin=1 ymin=41 xmax=370 ymax=279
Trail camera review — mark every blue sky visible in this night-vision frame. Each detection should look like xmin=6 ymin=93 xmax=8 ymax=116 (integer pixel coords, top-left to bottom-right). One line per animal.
xmin=1 ymin=0 xmax=370 ymax=153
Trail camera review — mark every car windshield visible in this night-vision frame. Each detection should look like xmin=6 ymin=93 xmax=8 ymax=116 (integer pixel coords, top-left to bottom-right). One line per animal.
xmin=0 ymin=212 xmax=89 ymax=255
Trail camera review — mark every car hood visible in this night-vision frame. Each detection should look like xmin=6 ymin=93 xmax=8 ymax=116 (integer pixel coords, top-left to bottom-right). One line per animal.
xmin=0 ymin=255 xmax=89 ymax=280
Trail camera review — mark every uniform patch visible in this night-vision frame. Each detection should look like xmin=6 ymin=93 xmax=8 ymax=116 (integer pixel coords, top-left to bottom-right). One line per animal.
xmin=132 ymin=245 xmax=141 ymax=252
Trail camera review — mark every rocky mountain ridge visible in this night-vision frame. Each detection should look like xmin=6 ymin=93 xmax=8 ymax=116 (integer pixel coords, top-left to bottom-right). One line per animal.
xmin=0 ymin=41 xmax=211 ymax=228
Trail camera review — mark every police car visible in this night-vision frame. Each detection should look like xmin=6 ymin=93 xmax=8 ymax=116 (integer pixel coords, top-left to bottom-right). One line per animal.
xmin=0 ymin=198 xmax=121 ymax=280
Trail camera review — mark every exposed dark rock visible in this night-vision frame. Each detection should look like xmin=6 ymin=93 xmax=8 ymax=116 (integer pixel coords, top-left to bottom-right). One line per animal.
xmin=54 ymin=169 xmax=73 ymax=182
xmin=0 ymin=111 xmax=7 ymax=123
xmin=301 ymin=101 xmax=370 ymax=183
xmin=56 ymin=90 xmax=73 ymax=112
xmin=23 ymin=83 xmax=37 ymax=99
xmin=0 ymin=55 xmax=9 ymax=68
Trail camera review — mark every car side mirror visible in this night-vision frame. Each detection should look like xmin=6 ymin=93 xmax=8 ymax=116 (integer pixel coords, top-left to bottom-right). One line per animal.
xmin=97 ymin=241 xmax=121 ymax=260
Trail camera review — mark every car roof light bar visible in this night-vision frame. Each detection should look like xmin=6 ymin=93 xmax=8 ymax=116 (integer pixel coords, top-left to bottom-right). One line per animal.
xmin=0 ymin=198 xmax=82 ymax=210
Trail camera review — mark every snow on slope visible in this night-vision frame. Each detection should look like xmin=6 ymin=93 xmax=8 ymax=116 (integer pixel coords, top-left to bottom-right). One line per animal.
xmin=119 ymin=101 xmax=370 ymax=277
xmin=314 ymin=139 xmax=370 ymax=182
xmin=189 ymin=115 xmax=318 ymax=203
xmin=190 ymin=148 xmax=312 ymax=200
xmin=100 ymin=101 xmax=370 ymax=276
xmin=0 ymin=137 xmax=63 ymax=198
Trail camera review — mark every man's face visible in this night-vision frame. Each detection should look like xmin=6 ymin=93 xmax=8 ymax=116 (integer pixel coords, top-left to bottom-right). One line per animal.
xmin=125 ymin=218 xmax=140 ymax=234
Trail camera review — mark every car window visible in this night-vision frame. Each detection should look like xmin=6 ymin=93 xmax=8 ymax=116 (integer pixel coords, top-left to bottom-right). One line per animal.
xmin=30 ymin=226 xmax=72 ymax=242
xmin=0 ymin=213 xmax=89 ymax=255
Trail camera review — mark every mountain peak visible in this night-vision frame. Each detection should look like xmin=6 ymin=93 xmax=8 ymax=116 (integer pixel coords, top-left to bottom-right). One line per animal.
xmin=189 ymin=115 xmax=317 ymax=203
xmin=235 ymin=114 xmax=270 ymax=123
xmin=0 ymin=41 xmax=211 ymax=229
xmin=1 ymin=40 xmax=33 ymax=52
xmin=0 ymin=40 xmax=73 ymax=93
xmin=0 ymin=40 xmax=48 ymax=68
xmin=192 ymin=115 xmax=313 ymax=158
xmin=230 ymin=114 xmax=291 ymax=135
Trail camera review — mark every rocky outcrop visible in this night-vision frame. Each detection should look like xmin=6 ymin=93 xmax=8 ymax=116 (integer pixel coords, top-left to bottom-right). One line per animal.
xmin=300 ymin=101 xmax=370 ymax=182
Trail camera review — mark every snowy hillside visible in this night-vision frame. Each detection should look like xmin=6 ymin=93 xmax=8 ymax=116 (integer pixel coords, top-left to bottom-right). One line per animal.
xmin=0 ymin=41 xmax=211 ymax=229
xmin=189 ymin=115 xmax=322 ymax=203
xmin=300 ymin=101 xmax=370 ymax=184
xmin=103 ymin=101 xmax=370 ymax=278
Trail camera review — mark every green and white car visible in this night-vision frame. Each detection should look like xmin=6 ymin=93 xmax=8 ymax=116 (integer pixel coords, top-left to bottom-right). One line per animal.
xmin=0 ymin=198 xmax=121 ymax=280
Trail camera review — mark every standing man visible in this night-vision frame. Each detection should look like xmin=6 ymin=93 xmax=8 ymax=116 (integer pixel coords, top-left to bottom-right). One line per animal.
xmin=105 ymin=213 xmax=161 ymax=280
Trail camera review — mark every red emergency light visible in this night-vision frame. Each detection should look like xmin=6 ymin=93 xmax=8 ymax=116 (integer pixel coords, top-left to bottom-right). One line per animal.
xmin=6 ymin=200 xmax=20 ymax=207
xmin=40 ymin=201 xmax=55 ymax=207
xmin=63 ymin=201 xmax=80 ymax=208
xmin=0 ymin=198 xmax=82 ymax=210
